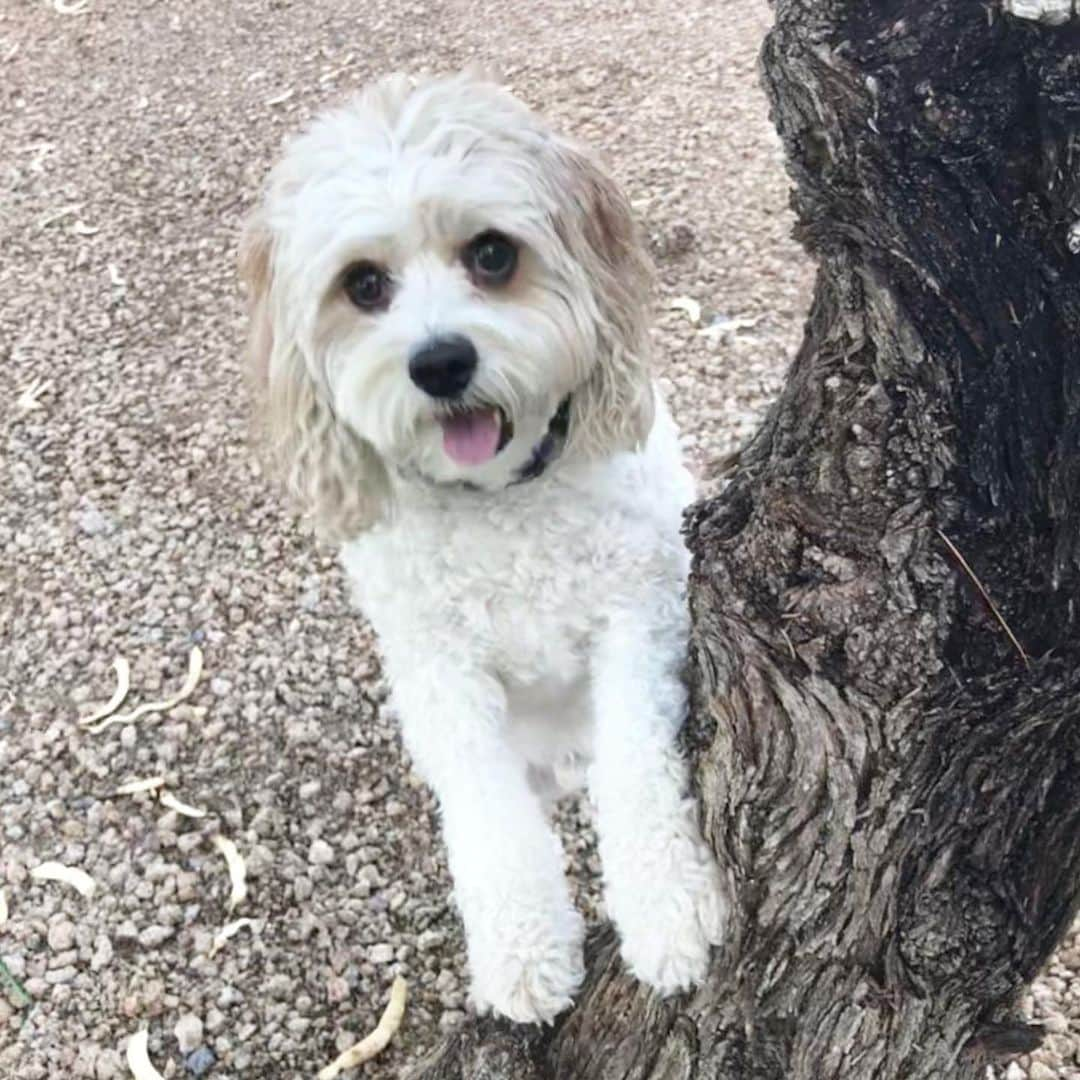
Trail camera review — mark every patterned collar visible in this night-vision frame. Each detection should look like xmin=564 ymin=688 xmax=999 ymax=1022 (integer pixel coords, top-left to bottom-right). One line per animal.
xmin=511 ymin=395 xmax=572 ymax=485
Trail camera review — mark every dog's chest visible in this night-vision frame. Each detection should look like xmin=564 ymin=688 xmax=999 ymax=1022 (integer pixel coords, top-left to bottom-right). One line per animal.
xmin=414 ymin=510 xmax=604 ymax=675
xmin=345 ymin=483 xmax=659 ymax=682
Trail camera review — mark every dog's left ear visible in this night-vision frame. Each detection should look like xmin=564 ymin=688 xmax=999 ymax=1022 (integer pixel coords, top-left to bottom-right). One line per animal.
xmin=553 ymin=143 xmax=655 ymax=457
xmin=239 ymin=216 xmax=276 ymax=399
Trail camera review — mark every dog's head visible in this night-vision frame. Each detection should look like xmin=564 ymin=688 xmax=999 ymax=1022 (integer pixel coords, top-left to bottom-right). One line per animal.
xmin=241 ymin=71 xmax=654 ymax=540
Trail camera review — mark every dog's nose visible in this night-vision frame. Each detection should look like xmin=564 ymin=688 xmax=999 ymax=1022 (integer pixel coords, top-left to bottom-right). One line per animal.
xmin=408 ymin=335 xmax=478 ymax=399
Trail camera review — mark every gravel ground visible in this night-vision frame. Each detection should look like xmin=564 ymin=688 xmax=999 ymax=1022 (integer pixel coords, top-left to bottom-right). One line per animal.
xmin=1 ymin=1 xmax=1074 ymax=1078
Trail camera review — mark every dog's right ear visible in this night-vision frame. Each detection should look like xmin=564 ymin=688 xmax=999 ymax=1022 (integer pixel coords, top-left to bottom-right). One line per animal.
xmin=239 ymin=216 xmax=390 ymax=542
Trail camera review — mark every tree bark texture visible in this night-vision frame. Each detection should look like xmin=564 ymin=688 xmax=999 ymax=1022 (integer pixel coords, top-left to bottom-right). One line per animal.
xmin=410 ymin=3 xmax=1080 ymax=1077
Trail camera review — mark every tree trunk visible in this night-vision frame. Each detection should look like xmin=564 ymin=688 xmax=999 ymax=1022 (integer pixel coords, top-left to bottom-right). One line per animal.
xmin=408 ymin=3 xmax=1080 ymax=1077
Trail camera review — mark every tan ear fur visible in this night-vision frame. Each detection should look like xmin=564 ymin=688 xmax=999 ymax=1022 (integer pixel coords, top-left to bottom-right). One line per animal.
xmin=553 ymin=144 xmax=656 ymax=457
xmin=239 ymin=218 xmax=275 ymax=400
xmin=238 ymin=217 xmax=389 ymax=541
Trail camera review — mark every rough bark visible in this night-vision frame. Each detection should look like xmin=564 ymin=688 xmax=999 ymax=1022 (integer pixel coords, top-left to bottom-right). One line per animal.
xmin=409 ymin=3 xmax=1080 ymax=1077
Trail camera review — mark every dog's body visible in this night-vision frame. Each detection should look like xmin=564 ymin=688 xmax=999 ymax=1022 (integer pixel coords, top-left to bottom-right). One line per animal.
xmin=243 ymin=71 xmax=724 ymax=1023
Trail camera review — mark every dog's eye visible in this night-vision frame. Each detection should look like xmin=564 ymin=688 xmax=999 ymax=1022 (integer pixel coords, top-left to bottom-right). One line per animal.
xmin=464 ymin=231 xmax=518 ymax=287
xmin=343 ymin=262 xmax=391 ymax=310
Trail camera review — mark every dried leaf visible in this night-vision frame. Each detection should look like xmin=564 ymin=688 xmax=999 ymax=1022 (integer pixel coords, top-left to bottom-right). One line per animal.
xmin=38 ymin=204 xmax=81 ymax=229
xmin=698 ymin=313 xmax=763 ymax=341
xmin=266 ymin=88 xmax=295 ymax=106
xmin=670 ymin=296 xmax=702 ymax=325
xmin=30 ymin=861 xmax=96 ymax=898
xmin=212 ymin=835 xmax=247 ymax=911
xmin=0 ymin=888 xmax=7 ymax=926
xmin=79 ymin=657 xmax=131 ymax=726
xmin=318 ymin=977 xmax=408 ymax=1078
xmin=72 ymin=220 xmax=100 ymax=236
xmin=108 ymin=263 xmax=127 ymax=287
xmin=85 ymin=646 xmax=202 ymax=733
xmin=125 ymin=1030 xmax=165 ymax=1080
xmin=115 ymin=776 xmax=165 ymax=796
xmin=160 ymin=791 xmax=207 ymax=818
xmin=54 ymin=0 xmax=89 ymax=12
xmin=208 ymin=917 xmax=256 ymax=958
xmin=16 ymin=377 xmax=53 ymax=411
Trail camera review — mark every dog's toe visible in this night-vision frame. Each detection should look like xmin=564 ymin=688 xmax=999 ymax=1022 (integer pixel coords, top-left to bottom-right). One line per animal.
xmin=611 ymin=836 xmax=726 ymax=996
xmin=467 ymin=908 xmax=585 ymax=1024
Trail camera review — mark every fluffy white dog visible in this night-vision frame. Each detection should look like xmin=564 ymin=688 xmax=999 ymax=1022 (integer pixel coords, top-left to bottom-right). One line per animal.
xmin=241 ymin=70 xmax=724 ymax=1024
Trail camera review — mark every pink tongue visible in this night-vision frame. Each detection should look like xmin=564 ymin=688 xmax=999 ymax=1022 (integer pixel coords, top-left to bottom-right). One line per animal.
xmin=440 ymin=409 xmax=502 ymax=466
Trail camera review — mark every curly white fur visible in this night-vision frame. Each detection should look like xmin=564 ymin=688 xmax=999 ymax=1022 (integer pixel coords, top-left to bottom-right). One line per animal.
xmin=242 ymin=70 xmax=725 ymax=1024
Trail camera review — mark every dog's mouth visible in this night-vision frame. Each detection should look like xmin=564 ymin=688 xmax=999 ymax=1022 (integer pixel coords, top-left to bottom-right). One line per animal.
xmin=438 ymin=405 xmax=514 ymax=467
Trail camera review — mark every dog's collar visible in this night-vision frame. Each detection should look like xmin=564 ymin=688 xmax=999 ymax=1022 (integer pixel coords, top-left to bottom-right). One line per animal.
xmin=510 ymin=394 xmax=571 ymax=485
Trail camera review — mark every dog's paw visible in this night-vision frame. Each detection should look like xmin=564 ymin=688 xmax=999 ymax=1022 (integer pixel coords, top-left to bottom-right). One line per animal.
xmin=609 ymin=830 xmax=725 ymax=996
xmin=466 ymin=905 xmax=586 ymax=1024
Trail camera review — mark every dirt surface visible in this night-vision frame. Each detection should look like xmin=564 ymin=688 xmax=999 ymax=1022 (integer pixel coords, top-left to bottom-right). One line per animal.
xmin=1 ymin=1 xmax=1074 ymax=1078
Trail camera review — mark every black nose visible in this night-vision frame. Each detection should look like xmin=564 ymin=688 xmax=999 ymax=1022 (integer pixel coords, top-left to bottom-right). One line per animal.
xmin=408 ymin=335 xmax=478 ymax=399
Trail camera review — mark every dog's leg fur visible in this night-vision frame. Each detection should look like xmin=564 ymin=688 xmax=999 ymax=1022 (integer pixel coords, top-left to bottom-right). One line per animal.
xmin=588 ymin=589 xmax=726 ymax=992
xmin=385 ymin=654 xmax=586 ymax=1023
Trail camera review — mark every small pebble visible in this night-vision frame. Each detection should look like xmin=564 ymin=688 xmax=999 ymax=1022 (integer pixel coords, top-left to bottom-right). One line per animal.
xmin=175 ymin=1013 xmax=204 ymax=1054
xmin=308 ymin=838 xmax=334 ymax=866
xmin=139 ymin=925 xmax=174 ymax=948
xmin=326 ymin=975 xmax=350 ymax=1004
xmin=185 ymin=1047 xmax=216 ymax=1077
xmin=47 ymin=920 xmax=75 ymax=952
xmin=368 ymin=943 xmax=394 ymax=964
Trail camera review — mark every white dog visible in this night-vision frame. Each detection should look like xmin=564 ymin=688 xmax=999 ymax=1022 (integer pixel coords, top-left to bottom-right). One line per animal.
xmin=241 ymin=70 xmax=724 ymax=1024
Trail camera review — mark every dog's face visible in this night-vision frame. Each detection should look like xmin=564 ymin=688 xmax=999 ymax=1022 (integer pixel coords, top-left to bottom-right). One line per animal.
xmin=242 ymin=72 xmax=654 ymax=539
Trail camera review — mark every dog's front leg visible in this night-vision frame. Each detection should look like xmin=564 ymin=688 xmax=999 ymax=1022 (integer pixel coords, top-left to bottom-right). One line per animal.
xmin=389 ymin=659 xmax=584 ymax=1024
xmin=588 ymin=596 xmax=726 ymax=995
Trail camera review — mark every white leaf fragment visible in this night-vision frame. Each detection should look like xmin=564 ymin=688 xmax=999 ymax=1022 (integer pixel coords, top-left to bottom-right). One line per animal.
xmin=698 ymin=313 xmax=764 ymax=342
xmin=72 ymin=219 xmax=100 ymax=236
xmin=115 ymin=776 xmax=165 ymax=796
xmin=160 ymin=791 xmax=207 ymax=818
xmin=266 ymin=88 xmax=295 ymax=106
xmin=80 ymin=658 xmax=132 ymax=725
xmin=0 ymin=888 xmax=8 ymax=926
xmin=30 ymin=861 xmax=96 ymax=898
xmin=318 ymin=977 xmax=408 ymax=1078
xmin=16 ymin=377 xmax=53 ymax=411
xmin=212 ymin=835 xmax=247 ymax=911
xmin=1003 ymin=0 xmax=1075 ymax=23
xmin=38 ymin=204 xmax=81 ymax=229
xmin=125 ymin=1029 xmax=165 ymax=1080
xmin=669 ymin=296 xmax=702 ymax=325
xmin=108 ymin=263 xmax=127 ymax=287
xmin=208 ymin=917 xmax=256 ymax=958
xmin=85 ymin=646 xmax=203 ymax=733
